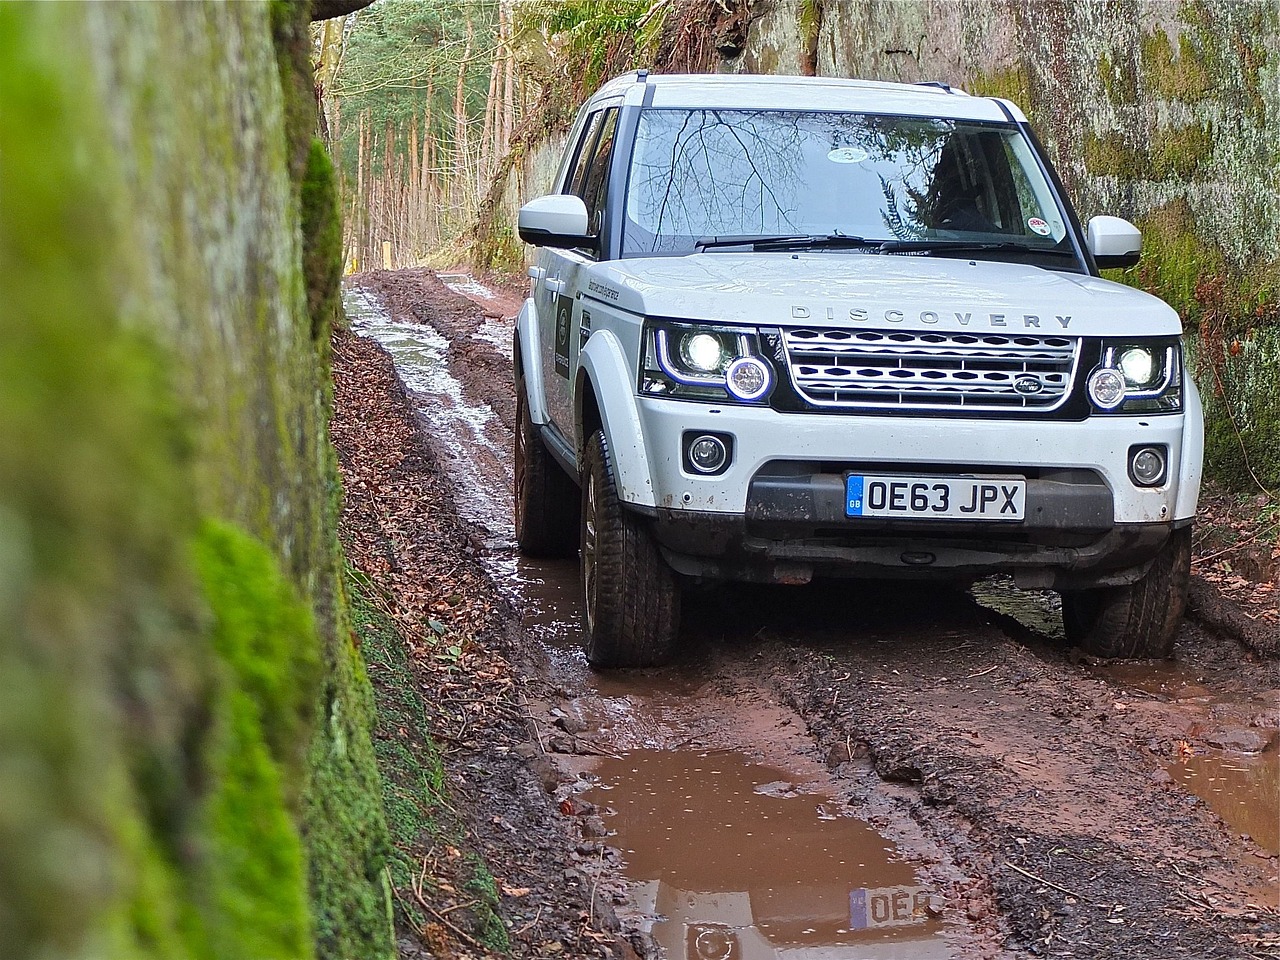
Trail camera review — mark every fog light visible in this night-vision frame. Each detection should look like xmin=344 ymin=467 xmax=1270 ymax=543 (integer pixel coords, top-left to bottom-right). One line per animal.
xmin=1130 ymin=445 xmax=1167 ymax=486
xmin=725 ymin=356 xmax=771 ymax=401
xmin=1088 ymin=368 xmax=1126 ymax=409
xmin=688 ymin=435 xmax=728 ymax=474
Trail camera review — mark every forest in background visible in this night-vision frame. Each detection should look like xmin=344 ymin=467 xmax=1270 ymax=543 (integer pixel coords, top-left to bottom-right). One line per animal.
xmin=321 ymin=0 xmax=706 ymax=270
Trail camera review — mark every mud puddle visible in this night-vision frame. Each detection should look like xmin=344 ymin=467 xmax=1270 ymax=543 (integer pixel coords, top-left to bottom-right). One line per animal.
xmin=1096 ymin=660 xmax=1280 ymax=856
xmin=972 ymin=577 xmax=1280 ymax=859
xmin=345 ymin=281 xmax=957 ymax=957
xmin=585 ymin=750 xmax=947 ymax=960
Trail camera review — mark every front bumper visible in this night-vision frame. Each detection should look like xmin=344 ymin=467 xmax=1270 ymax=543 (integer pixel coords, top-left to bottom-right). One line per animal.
xmin=630 ymin=397 xmax=1190 ymax=589
xmin=649 ymin=507 xmax=1179 ymax=589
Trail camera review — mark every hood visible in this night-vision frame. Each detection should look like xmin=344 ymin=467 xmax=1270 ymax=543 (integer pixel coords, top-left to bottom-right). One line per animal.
xmin=584 ymin=254 xmax=1182 ymax=337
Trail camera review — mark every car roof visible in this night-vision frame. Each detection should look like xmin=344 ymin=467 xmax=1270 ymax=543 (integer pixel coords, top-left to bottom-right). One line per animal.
xmin=589 ymin=72 xmax=1027 ymax=123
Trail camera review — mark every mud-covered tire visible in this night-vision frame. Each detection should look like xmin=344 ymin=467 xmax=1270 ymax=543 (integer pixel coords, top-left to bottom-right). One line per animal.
xmin=514 ymin=385 xmax=579 ymax=557
xmin=580 ymin=430 xmax=680 ymax=668
xmin=1061 ymin=525 xmax=1192 ymax=659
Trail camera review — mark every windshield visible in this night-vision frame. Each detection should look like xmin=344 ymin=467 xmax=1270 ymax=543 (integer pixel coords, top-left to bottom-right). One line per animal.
xmin=622 ymin=109 xmax=1075 ymax=265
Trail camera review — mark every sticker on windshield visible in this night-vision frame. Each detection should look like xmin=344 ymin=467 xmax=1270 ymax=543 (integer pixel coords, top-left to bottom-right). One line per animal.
xmin=828 ymin=146 xmax=869 ymax=164
xmin=1027 ymin=216 xmax=1052 ymax=236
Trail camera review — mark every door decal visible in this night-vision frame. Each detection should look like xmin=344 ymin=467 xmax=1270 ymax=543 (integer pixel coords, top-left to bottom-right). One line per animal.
xmin=554 ymin=294 xmax=573 ymax=378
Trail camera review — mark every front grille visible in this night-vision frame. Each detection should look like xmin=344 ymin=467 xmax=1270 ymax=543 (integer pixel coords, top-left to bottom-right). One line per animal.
xmin=782 ymin=328 xmax=1080 ymax=412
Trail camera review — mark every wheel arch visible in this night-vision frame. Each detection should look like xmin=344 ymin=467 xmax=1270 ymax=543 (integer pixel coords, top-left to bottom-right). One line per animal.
xmin=576 ymin=330 xmax=656 ymax=508
xmin=1174 ymin=373 xmax=1204 ymax=521
xmin=515 ymin=297 xmax=550 ymax=425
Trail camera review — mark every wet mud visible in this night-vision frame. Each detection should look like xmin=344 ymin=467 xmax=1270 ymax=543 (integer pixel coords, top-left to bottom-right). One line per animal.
xmin=342 ymin=271 xmax=1280 ymax=959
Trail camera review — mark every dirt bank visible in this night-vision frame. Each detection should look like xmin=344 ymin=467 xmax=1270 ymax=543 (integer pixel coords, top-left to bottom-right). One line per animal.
xmin=335 ymin=268 xmax=1279 ymax=960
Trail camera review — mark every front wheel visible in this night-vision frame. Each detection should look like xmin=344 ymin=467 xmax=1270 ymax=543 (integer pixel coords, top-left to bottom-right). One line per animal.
xmin=580 ymin=430 xmax=679 ymax=668
xmin=1061 ymin=525 xmax=1192 ymax=659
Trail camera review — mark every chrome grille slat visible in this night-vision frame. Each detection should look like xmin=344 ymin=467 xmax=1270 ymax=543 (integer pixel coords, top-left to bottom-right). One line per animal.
xmin=783 ymin=328 xmax=1080 ymax=411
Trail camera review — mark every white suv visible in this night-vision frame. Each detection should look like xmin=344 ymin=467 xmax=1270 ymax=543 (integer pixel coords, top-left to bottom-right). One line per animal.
xmin=513 ymin=72 xmax=1202 ymax=667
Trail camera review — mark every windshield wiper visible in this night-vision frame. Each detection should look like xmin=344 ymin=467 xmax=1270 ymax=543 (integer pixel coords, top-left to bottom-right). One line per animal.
xmin=877 ymin=239 xmax=1075 ymax=256
xmin=695 ymin=233 xmax=874 ymax=252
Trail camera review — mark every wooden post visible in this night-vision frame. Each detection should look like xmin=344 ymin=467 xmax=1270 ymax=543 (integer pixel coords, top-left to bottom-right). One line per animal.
xmin=382 ymin=241 xmax=392 ymax=270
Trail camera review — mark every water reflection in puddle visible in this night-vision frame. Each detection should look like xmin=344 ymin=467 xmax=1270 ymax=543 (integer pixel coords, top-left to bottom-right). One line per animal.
xmin=1168 ymin=752 xmax=1280 ymax=855
xmin=586 ymin=751 xmax=949 ymax=959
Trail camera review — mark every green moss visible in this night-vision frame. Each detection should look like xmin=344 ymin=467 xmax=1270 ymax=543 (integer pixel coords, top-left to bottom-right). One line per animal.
xmin=464 ymin=857 xmax=510 ymax=952
xmin=193 ymin=522 xmax=319 ymax=792
xmin=301 ymin=139 xmax=345 ymax=340
xmin=302 ymin=576 xmax=395 ymax=960
xmin=1193 ymin=328 xmax=1280 ymax=491
xmin=1096 ymin=51 xmax=1138 ymax=106
xmin=1140 ymin=28 xmax=1210 ymax=100
xmin=1082 ymin=130 xmax=1149 ymax=178
xmin=269 ymin=0 xmax=315 ymax=183
xmin=970 ymin=65 xmax=1033 ymax=108
xmin=474 ymin=209 xmax=524 ymax=276
xmin=1149 ymin=122 xmax=1213 ymax=180
xmin=191 ymin=520 xmax=320 ymax=958
xmin=198 ymin=692 xmax=312 ymax=959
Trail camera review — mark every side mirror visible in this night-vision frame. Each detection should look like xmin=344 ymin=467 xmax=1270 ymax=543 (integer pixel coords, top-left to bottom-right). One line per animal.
xmin=1087 ymin=215 xmax=1142 ymax=270
xmin=518 ymin=195 xmax=594 ymax=250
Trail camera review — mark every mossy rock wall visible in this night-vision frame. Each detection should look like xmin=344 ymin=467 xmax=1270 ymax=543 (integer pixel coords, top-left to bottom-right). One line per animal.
xmin=0 ymin=3 xmax=390 ymax=959
xmin=738 ymin=0 xmax=1280 ymax=489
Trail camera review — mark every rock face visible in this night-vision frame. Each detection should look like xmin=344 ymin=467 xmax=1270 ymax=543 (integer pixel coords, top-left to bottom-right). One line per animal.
xmin=0 ymin=5 xmax=390 ymax=960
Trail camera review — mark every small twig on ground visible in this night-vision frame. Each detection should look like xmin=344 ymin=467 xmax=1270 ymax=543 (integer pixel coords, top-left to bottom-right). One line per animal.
xmin=386 ymin=865 xmax=426 ymax=936
xmin=1192 ymin=525 xmax=1274 ymax=567
xmin=586 ymin=844 xmax=606 ymax=929
xmin=513 ymin=906 xmax=543 ymax=937
xmin=437 ymin=899 xmax=479 ymax=917
xmin=571 ymin=736 xmax=624 ymax=760
xmin=421 ymin=900 xmax=490 ymax=953
xmin=1004 ymin=860 xmax=1081 ymax=899
xmin=967 ymin=665 xmax=1000 ymax=679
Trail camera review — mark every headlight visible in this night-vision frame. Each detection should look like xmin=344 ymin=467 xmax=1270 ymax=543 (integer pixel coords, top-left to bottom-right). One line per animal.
xmin=1088 ymin=339 xmax=1182 ymax=413
xmin=1117 ymin=346 xmax=1155 ymax=387
xmin=641 ymin=320 xmax=774 ymax=403
xmin=679 ymin=332 xmax=729 ymax=373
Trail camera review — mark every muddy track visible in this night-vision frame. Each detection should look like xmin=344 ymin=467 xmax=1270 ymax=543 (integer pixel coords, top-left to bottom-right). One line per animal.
xmin=340 ymin=269 xmax=1280 ymax=960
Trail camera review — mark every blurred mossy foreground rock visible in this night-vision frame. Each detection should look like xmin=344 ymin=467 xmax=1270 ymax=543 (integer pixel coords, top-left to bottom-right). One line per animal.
xmin=0 ymin=3 xmax=391 ymax=959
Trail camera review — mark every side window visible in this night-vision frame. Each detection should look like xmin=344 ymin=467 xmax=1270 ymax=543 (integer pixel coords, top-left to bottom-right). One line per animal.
xmin=579 ymin=108 xmax=619 ymax=237
xmin=566 ymin=112 xmax=604 ymax=197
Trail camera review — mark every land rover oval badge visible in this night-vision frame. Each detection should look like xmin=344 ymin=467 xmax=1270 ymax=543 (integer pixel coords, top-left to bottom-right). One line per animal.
xmin=1013 ymin=376 xmax=1043 ymax=395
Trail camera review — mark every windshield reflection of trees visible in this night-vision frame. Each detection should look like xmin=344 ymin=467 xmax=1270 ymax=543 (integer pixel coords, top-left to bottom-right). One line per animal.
xmin=627 ymin=111 xmax=956 ymax=252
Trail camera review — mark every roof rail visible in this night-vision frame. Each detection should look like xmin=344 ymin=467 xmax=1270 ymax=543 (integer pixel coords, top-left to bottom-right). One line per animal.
xmin=635 ymin=69 xmax=649 ymax=82
xmin=915 ymin=81 xmax=953 ymax=93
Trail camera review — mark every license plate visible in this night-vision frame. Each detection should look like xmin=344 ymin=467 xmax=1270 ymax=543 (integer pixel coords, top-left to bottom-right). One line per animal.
xmin=845 ymin=474 xmax=1025 ymax=520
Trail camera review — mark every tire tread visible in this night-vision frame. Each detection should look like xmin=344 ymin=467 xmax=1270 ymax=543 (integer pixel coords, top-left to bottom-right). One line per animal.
xmin=1062 ymin=526 xmax=1191 ymax=658
xmin=581 ymin=430 xmax=679 ymax=667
